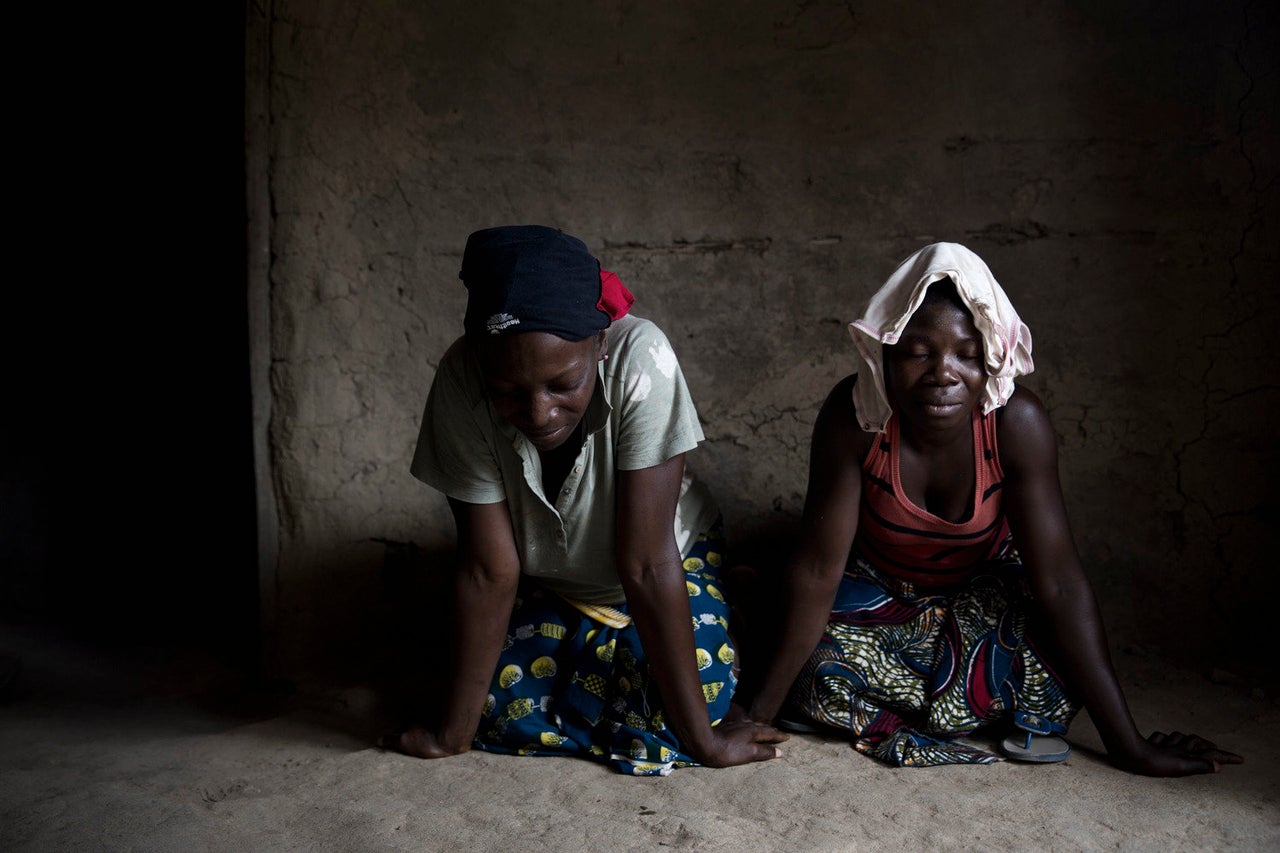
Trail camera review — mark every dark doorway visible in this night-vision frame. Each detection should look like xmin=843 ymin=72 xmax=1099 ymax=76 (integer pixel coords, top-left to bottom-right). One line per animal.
xmin=1 ymin=5 xmax=258 ymax=670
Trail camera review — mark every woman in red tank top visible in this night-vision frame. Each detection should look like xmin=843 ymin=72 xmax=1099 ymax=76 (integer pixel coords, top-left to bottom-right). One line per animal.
xmin=744 ymin=243 xmax=1241 ymax=775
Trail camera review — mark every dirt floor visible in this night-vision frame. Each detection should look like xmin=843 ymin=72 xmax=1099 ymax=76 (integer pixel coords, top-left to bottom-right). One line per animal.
xmin=1 ymin=624 xmax=1276 ymax=852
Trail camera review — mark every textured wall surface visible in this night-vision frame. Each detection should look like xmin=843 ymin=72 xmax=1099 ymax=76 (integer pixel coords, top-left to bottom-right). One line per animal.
xmin=260 ymin=0 xmax=1277 ymax=673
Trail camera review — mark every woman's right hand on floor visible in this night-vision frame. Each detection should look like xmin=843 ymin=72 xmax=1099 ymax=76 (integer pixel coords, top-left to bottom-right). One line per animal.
xmin=379 ymin=726 xmax=470 ymax=760
xmin=695 ymin=719 xmax=789 ymax=768
xmin=1113 ymin=731 xmax=1244 ymax=776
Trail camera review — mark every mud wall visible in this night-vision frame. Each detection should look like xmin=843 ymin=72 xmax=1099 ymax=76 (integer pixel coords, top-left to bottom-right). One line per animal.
xmin=255 ymin=0 xmax=1278 ymax=674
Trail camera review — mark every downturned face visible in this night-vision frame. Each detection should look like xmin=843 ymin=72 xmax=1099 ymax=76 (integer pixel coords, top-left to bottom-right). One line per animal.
xmin=478 ymin=331 xmax=603 ymax=452
xmin=883 ymin=300 xmax=986 ymax=432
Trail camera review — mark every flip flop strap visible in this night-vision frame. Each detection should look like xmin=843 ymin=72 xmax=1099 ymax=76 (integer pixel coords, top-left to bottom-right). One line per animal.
xmin=1013 ymin=710 xmax=1067 ymax=737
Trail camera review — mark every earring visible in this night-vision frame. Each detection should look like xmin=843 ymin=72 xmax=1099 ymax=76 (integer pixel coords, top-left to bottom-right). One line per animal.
xmin=601 ymin=354 xmax=610 ymax=361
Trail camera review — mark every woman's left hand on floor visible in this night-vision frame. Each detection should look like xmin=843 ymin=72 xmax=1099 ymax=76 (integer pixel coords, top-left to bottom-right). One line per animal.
xmin=1113 ymin=730 xmax=1244 ymax=776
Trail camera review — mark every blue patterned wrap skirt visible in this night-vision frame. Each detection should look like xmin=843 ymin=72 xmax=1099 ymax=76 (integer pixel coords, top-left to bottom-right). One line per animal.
xmin=473 ymin=523 xmax=737 ymax=776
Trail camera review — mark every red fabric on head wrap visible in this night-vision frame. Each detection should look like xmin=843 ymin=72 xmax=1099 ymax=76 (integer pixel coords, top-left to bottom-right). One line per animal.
xmin=596 ymin=269 xmax=635 ymax=321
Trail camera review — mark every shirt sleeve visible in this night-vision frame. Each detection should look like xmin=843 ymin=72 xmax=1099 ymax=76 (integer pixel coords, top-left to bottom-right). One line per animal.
xmin=409 ymin=339 xmax=507 ymax=505
xmin=608 ymin=319 xmax=706 ymax=471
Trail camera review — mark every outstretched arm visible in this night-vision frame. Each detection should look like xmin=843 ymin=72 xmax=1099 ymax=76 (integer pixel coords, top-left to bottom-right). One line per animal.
xmin=999 ymin=388 xmax=1242 ymax=776
xmin=617 ymin=454 xmax=788 ymax=767
xmin=387 ymin=497 xmax=522 ymax=758
xmin=747 ymin=376 xmax=868 ymax=724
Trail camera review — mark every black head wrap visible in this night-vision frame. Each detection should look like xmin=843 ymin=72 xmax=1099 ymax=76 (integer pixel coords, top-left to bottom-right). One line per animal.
xmin=460 ymin=225 xmax=633 ymax=342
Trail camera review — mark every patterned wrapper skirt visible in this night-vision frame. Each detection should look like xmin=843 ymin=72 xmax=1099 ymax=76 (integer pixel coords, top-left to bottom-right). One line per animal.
xmin=473 ymin=524 xmax=738 ymax=776
xmin=788 ymin=546 xmax=1078 ymax=766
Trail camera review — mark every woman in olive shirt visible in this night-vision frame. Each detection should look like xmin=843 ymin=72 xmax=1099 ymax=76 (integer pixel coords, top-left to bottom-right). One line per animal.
xmin=384 ymin=225 xmax=785 ymax=775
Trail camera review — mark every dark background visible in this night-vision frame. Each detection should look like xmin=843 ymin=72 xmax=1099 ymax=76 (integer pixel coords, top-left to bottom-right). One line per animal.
xmin=2 ymin=1 xmax=1276 ymax=686
xmin=2 ymin=5 xmax=257 ymax=666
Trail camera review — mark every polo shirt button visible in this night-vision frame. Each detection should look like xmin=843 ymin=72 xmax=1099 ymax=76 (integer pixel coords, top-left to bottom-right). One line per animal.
xmin=562 ymin=488 xmax=572 ymax=495
xmin=574 ymin=465 xmax=582 ymax=473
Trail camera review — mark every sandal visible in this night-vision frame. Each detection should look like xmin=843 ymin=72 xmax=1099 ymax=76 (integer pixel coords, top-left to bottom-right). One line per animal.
xmin=1000 ymin=710 xmax=1071 ymax=763
xmin=776 ymin=700 xmax=822 ymax=734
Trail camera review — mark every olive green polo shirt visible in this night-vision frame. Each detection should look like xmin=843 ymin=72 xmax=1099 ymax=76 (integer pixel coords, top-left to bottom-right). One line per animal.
xmin=411 ymin=314 xmax=718 ymax=604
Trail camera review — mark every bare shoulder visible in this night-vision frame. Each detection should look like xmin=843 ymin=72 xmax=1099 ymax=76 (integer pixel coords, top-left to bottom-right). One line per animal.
xmin=815 ymin=374 xmax=874 ymax=461
xmin=996 ymin=386 xmax=1059 ymax=474
xmin=820 ymin=374 xmax=859 ymax=420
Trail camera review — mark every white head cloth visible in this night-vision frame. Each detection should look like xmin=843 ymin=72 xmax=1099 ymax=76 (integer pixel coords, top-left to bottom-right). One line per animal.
xmin=848 ymin=242 xmax=1034 ymax=433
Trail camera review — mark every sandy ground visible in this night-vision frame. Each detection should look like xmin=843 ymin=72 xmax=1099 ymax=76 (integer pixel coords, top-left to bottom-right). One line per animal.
xmin=1 ymin=624 xmax=1276 ymax=853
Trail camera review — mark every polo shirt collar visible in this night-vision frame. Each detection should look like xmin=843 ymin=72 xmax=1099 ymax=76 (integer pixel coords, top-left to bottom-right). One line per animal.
xmin=581 ymin=360 xmax=611 ymax=436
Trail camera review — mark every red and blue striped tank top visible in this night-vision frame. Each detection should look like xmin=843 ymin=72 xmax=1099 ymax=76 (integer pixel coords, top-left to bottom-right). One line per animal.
xmin=855 ymin=409 xmax=1011 ymax=587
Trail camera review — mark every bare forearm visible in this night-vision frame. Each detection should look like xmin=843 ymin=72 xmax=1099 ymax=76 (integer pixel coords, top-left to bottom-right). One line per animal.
xmin=622 ymin=562 xmax=717 ymax=758
xmin=1035 ymin=576 xmax=1243 ymax=774
xmin=1035 ymin=578 xmax=1143 ymax=757
xmin=748 ymin=563 xmax=842 ymax=723
xmin=437 ymin=570 xmax=518 ymax=752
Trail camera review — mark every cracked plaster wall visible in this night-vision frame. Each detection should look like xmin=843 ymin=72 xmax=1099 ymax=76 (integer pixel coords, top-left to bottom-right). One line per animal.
xmin=261 ymin=0 xmax=1278 ymax=674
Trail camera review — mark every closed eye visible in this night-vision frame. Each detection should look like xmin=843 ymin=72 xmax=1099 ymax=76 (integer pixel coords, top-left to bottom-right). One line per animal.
xmin=549 ymin=367 xmax=593 ymax=395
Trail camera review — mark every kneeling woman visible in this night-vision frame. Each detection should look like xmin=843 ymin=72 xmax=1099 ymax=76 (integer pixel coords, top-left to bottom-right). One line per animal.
xmin=387 ymin=225 xmax=785 ymax=775
xmin=748 ymin=243 xmax=1241 ymax=774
